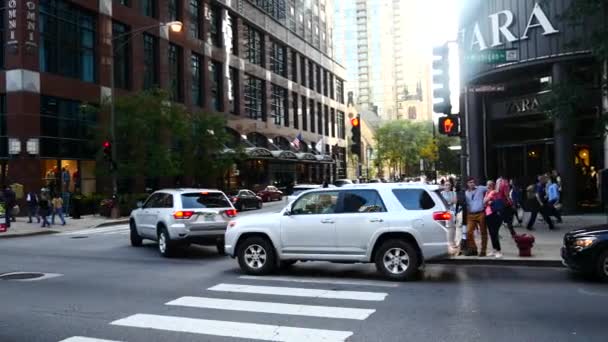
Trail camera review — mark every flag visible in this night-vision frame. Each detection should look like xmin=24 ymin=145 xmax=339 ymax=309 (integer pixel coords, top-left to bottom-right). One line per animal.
xmin=292 ymin=133 xmax=303 ymax=150
xmin=315 ymin=137 xmax=324 ymax=153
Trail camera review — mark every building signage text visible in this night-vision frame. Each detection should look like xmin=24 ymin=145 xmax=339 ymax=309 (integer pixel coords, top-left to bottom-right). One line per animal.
xmin=506 ymin=97 xmax=541 ymax=114
xmin=5 ymin=0 xmax=38 ymax=49
xmin=7 ymin=0 xmax=17 ymax=45
xmin=462 ymin=3 xmax=559 ymax=51
xmin=25 ymin=1 xmax=37 ymax=47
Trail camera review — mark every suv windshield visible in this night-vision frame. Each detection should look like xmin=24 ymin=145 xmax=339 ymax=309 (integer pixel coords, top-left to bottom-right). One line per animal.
xmin=181 ymin=192 xmax=231 ymax=209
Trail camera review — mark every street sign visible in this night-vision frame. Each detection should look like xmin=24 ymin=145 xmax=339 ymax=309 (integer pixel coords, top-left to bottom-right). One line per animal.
xmin=469 ymin=84 xmax=506 ymax=93
xmin=464 ymin=49 xmax=519 ymax=64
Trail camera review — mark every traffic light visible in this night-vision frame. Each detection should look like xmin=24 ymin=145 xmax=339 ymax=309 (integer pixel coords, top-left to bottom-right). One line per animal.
xmin=432 ymin=45 xmax=451 ymax=115
xmin=102 ymin=140 xmax=112 ymax=161
xmin=438 ymin=115 xmax=460 ymax=136
xmin=350 ymin=116 xmax=361 ymax=158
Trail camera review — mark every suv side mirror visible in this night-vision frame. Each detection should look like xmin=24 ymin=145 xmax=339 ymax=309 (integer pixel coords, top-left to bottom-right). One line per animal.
xmin=283 ymin=207 xmax=292 ymax=216
xmin=136 ymin=201 xmax=143 ymax=208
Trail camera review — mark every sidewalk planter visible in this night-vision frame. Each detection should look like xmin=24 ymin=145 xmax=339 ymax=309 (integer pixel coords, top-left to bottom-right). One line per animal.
xmin=513 ymin=234 xmax=535 ymax=257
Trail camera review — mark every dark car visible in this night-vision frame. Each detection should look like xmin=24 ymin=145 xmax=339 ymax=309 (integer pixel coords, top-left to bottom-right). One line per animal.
xmin=256 ymin=186 xmax=283 ymax=202
xmin=562 ymin=225 xmax=608 ymax=282
xmin=229 ymin=190 xmax=263 ymax=211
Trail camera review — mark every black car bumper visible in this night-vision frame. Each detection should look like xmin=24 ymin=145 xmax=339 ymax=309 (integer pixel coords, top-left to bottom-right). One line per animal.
xmin=561 ymin=247 xmax=596 ymax=274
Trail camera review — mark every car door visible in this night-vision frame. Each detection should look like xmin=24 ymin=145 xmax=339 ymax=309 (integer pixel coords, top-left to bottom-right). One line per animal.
xmin=247 ymin=190 xmax=259 ymax=207
xmin=333 ymin=189 xmax=390 ymax=256
xmin=280 ymin=190 xmax=339 ymax=255
xmin=138 ymin=193 xmax=162 ymax=238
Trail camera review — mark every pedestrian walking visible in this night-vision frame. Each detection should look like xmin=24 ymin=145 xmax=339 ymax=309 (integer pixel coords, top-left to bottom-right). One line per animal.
xmin=465 ymin=177 xmax=488 ymax=256
xmin=498 ymin=178 xmax=517 ymax=236
xmin=484 ymin=180 xmax=505 ymax=258
xmin=441 ymin=181 xmax=458 ymax=251
xmin=3 ymin=185 xmax=16 ymax=227
xmin=455 ymin=182 xmax=468 ymax=254
xmin=51 ymin=193 xmax=66 ymax=226
xmin=547 ymin=176 xmax=563 ymax=223
xmin=39 ymin=191 xmax=51 ymax=228
xmin=526 ymin=175 xmax=556 ymax=230
xmin=26 ymin=190 xmax=40 ymax=224
xmin=509 ymin=179 xmax=524 ymax=226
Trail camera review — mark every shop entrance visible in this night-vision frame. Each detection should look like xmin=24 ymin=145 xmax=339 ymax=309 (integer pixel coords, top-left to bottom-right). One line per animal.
xmin=494 ymin=142 xmax=554 ymax=186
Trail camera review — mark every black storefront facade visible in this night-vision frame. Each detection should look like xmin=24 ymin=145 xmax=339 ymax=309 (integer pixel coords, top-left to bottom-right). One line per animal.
xmin=460 ymin=0 xmax=606 ymax=211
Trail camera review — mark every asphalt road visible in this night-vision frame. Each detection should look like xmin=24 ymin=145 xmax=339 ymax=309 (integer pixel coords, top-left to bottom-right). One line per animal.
xmin=1 ymin=200 xmax=607 ymax=342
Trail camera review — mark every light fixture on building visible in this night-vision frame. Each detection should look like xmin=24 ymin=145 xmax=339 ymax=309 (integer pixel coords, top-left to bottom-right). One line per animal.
xmin=8 ymin=138 xmax=21 ymax=155
xmin=26 ymin=138 xmax=40 ymax=155
xmin=268 ymin=138 xmax=274 ymax=144
xmin=241 ymin=134 xmax=248 ymax=140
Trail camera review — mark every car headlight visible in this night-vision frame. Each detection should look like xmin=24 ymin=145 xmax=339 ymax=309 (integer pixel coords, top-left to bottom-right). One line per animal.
xmin=573 ymin=237 xmax=596 ymax=249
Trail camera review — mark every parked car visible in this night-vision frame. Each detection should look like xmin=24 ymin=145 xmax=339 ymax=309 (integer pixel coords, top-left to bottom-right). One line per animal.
xmin=257 ymin=186 xmax=283 ymax=202
xmin=334 ymin=179 xmax=353 ymax=187
xmin=562 ymin=224 xmax=608 ymax=282
xmin=129 ymin=189 xmax=237 ymax=257
xmin=286 ymin=184 xmax=336 ymax=203
xmin=225 ymin=183 xmax=452 ymax=281
xmin=229 ymin=189 xmax=263 ymax=211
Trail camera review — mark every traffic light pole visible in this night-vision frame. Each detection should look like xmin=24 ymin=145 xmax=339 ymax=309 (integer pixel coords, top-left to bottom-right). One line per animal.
xmin=460 ymin=86 xmax=470 ymax=181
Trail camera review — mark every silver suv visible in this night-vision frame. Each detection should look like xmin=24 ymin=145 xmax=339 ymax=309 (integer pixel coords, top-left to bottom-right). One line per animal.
xmin=129 ymin=189 xmax=237 ymax=257
xmin=225 ymin=183 xmax=452 ymax=281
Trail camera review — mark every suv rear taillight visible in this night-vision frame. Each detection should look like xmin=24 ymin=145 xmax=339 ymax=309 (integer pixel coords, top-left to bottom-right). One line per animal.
xmin=174 ymin=211 xmax=195 ymax=219
xmin=433 ymin=211 xmax=452 ymax=221
xmin=223 ymin=209 xmax=238 ymax=217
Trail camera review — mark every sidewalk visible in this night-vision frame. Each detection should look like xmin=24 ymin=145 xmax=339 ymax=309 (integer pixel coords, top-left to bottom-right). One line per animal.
xmin=431 ymin=213 xmax=607 ymax=267
xmin=0 ymin=215 xmax=130 ymax=239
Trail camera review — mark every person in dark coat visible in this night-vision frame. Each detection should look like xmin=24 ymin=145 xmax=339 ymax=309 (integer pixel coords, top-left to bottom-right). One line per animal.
xmin=38 ymin=190 xmax=52 ymax=228
xmin=26 ymin=190 xmax=40 ymax=224
xmin=3 ymin=185 xmax=16 ymax=226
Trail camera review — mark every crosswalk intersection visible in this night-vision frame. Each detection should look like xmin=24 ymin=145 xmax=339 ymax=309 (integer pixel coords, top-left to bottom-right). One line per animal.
xmin=60 ymin=225 xmax=130 ymax=237
xmin=58 ymin=274 xmax=395 ymax=342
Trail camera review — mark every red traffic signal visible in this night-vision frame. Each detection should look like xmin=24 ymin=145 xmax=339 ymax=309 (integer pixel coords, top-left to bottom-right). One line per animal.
xmin=350 ymin=117 xmax=360 ymax=127
xmin=102 ymin=141 xmax=112 ymax=160
xmin=438 ymin=116 xmax=460 ymax=136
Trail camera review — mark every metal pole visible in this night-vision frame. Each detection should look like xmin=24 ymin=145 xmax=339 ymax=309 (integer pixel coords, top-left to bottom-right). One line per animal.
xmin=109 ymin=48 xmax=118 ymax=197
xmin=460 ymin=86 xmax=469 ymax=181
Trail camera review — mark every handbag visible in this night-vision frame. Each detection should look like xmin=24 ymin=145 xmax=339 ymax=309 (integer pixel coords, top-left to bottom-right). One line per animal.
xmin=11 ymin=205 xmax=20 ymax=216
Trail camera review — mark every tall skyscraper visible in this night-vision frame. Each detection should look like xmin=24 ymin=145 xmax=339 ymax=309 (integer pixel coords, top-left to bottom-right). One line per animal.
xmin=334 ymin=0 xmax=433 ymax=121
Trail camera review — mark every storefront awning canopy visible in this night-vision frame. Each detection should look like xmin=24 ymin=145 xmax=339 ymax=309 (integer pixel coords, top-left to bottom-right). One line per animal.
xmin=245 ymin=147 xmax=273 ymax=158
xmin=270 ymin=150 xmax=298 ymax=160
xmin=315 ymin=155 xmax=335 ymax=163
xmin=296 ymin=152 xmax=317 ymax=161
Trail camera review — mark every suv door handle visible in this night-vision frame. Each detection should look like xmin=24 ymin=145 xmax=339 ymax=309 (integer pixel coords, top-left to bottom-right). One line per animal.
xmin=369 ymin=218 xmax=384 ymax=223
xmin=320 ymin=219 xmax=334 ymax=224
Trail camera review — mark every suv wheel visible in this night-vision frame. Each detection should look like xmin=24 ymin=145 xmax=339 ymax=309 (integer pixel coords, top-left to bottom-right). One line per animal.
xmin=130 ymin=220 xmax=143 ymax=247
xmin=596 ymin=250 xmax=608 ymax=282
xmin=237 ymin=237 xmax=276 ymax=275
xmin=375 ymin=240 xmax=419 ymax=281
xmin=158 ymin=227 xmax=176 ymax=258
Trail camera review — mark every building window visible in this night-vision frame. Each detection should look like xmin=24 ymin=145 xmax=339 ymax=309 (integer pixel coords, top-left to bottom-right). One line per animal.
xmin=168 ymin=44 xmax=183 ymax=102
xmin=191 ymin=53 xmax=203 ymax=107
xmin=270 ymin=40 xmax=286 ymax=77
xmin=290 ymin=50 xmax=298 ymax=83
xmin=244 ymin=24 xmax=263 ymax=66
xmin=292 ymin=92 xmax=299 ymax=129
xmin=323 ymin=70 xmax=329 ymax=97
xmin=337 ymin=111 xmax=345 ymax=139
xmin=330 ymin=108 xmax=335 ymax=137
xmin=227 ymin=13 xmax=238 ymax=56
xmin=301 ymin=96 xmax=308 ymax=131
xmin=143 ymin=33 xmax=158 ymax=89
xmin=408 ymin=106 xmax=417 ymax=120
xmin=209 ymin=61 xmax=223 ymax=111
xmin=168 ymin=0 xmax=181 ymax=21
xmin=189 ymin=0 xmax=201 ymax=39
xmin=39 ymin=0 xmax=96 ymax=83
xmin=209 ymin=5 xmax=222 ymax=47
xmin=308 ymin=61 xmax=314 ymax=90
xmin=39 ymin=96 xmax=97 ymax=159
xmin=244 ymin=74 xmax=264 ymax=120
xmin=140 ymin=0 xmax=156 ymax=18
xmin=271 ymin=85 xmax=287 ymax=126
xmin=309 ymin=99 xmax=315 ymax=133
xmin=324 ymin=105 xmax=329 ymax=136
xmin=300 ymin=56 xmax=307 ymax=87
xmin=317 ymin=102 xmax=323 ymax=135
xmin=0 ymin=8 xmax=4 ymax=69
xmin=329 ymin=74 xmax=334 ymax=100
xmin=112 ymin=22 xmax=130 ymax=90
xmin=336 ymin=79 xmax=344 ymax=104
xmin=228 ymin=67 xmax=239 ymax=114
xmin=316 ymin=65 xmax=322 ymax=94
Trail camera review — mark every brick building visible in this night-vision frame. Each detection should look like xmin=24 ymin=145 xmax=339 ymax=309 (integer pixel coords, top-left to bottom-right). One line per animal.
xmin=1 ymin=0 xmax=348 ymax=196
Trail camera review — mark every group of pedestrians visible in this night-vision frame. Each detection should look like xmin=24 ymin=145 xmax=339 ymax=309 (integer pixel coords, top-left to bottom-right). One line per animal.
xmin=24 ymin=188 xmax=66 ymax=228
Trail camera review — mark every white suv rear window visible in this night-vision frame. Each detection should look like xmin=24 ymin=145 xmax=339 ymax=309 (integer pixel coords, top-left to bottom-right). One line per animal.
xmin=392 ymin=189 xmax=436 ymax=210
xmin=181 ymin=192 xmax=231 ymax=209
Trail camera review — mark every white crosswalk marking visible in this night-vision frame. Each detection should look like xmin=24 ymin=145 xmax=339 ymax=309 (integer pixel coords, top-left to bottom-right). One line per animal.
xmin=111 ymin=313 xmax=353 ymax=342
xmin=59 ymin=337 xmax=123 ymax=342
xmin=240 ymin=275 xmax=400 ymax=287
xmin=166 ymin=296 xmax=375 ymax=320
xmin=208 ymin=283 xmax=388 ymax=301
xmin=61 ymin=225 xmax=129 ymax=236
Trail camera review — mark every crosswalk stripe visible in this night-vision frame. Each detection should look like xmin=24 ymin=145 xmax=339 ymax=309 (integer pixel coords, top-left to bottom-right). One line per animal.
xmin=239 ymin=275 xmax=399 ymax=288
xmin=59 ymin=337 xmax=123 ymax=342
xmin=111 ymin=313 xmax=353 ymax=342
xmin=208 ymin=283 xmax=387 ymax=301
xmin=166 ymin=296 xmax=375 ymax=320
xmin=62 ymin=226 xmax=128 ymax=236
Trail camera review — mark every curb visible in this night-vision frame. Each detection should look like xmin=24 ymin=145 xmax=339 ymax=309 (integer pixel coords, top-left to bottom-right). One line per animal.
xmin=428 ymin=258 xmax=564 ymax=268
xmin=0 ymin=230 xmax=58 ymax=239
xmin=94 ymin=219 xmax=130 ymax=228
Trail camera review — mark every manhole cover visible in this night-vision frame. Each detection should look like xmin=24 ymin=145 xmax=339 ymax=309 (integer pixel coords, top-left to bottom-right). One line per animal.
xmin=70 ymin=236 xmax=88 ymax=239
xmin=0 ymin=272 xmax=45 ymax=280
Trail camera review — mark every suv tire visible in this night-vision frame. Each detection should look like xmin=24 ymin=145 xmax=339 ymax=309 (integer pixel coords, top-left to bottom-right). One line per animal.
xmin=158 ymin=226 xmax=176 ymax=258
xmin=130 ymin=220 xmax=143 ymax=247
xmin=375 ymin=239 xmax=419 ymax=281
xmin=237 ymin=237 xmax=276 ymax=275
xmin=596 ymin=250 xmax=608 ymax=282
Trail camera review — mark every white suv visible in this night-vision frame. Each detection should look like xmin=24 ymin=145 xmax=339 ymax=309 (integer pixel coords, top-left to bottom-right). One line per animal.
xmin=225 ymin=183 xmax=452 ymax=281
xmin=129 ymin=189 xmax=237 ymax=257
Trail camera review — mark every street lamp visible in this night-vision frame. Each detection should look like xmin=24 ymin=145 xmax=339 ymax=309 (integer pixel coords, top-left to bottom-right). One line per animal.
xmin=108 ymin=21 xmax=183 ymax=196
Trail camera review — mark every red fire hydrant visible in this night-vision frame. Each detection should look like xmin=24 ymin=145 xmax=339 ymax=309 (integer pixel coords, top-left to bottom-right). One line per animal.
xmin=513 ymin=234 xmax=535 ymax=257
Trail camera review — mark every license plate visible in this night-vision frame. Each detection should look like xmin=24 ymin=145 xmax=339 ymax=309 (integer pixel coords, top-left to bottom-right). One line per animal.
xmin=204 ymin=214 xmax=215 ymax=222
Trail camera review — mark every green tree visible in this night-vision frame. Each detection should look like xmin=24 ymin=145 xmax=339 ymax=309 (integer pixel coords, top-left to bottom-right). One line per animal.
xmin=435 ymin=135 xmax=460 ymax=175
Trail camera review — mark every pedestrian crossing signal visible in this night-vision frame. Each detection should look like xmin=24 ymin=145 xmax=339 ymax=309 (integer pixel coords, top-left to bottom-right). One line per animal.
xmin=438 ymin=116 xmax=460 ymax=136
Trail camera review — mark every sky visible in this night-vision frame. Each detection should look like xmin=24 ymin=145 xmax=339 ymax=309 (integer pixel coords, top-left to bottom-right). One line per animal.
xmin=420 ymin=0 xmax=464 ymax=45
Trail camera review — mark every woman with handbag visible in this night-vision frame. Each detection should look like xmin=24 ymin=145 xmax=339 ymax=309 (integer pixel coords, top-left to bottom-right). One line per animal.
xmin=484 ymin=180 xmax=505 ymax=258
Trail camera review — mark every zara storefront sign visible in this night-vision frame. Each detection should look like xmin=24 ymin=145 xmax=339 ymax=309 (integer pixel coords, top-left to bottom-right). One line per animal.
xmin=5 ymin=1 xmax=37 ymax=49
xmin=463 ymin=3 xmax=559 ymax=51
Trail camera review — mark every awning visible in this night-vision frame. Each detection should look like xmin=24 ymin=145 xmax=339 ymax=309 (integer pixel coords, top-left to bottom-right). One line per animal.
xmin=270 ymin=150 xmax=298 ymax=160
xmin=315 ymin=154 xmax=335 ymax=163
xmin=296 ymin=152 xmax=317 ymax=161
xmin=245 ymin=147 xmax=273 ymax=158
